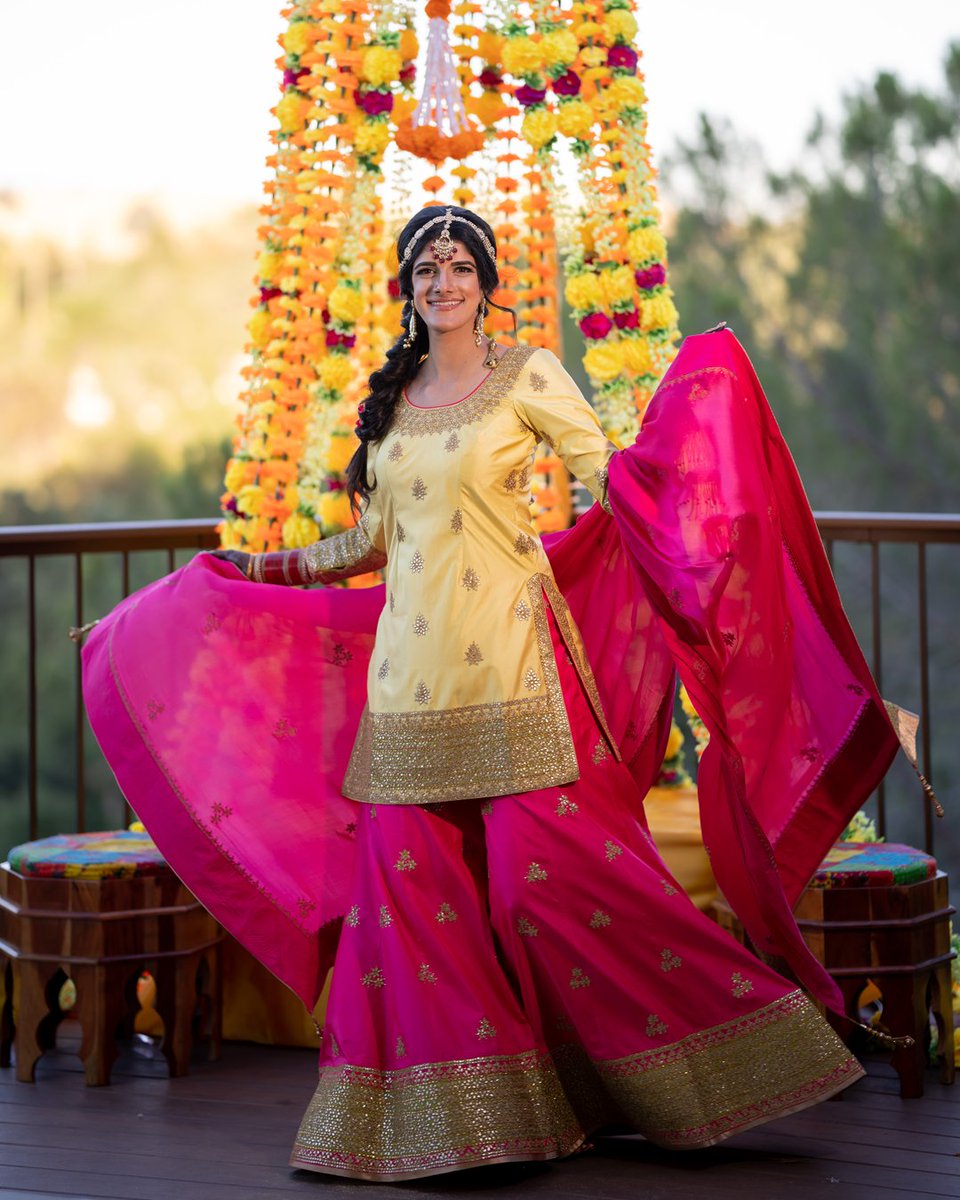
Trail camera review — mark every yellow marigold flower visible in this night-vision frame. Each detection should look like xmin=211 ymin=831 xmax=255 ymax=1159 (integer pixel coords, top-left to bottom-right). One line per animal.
xmin=283 ymin=21 xmax=313 ymax=58
xmin=582 ymin=343 xmax=623 ymax=383
xmin=318 ymin=354 xmax=355 ymax=392
xmin=360 ymin=46 xmax=401 ymax=87
xmin=541 ymin=29 xmax=579 ymax=69
xmin=665 ymin=721 xmax=684 ymax=760
xmin=564 ymin=272 xmax=604 ymax=312
xmin=247 ymin=308 xmax=273 ymax=349
xmin=236 ymin=484 xmax=264 ymax=517
xmin=521 ymin=107 xmax=558 ymax=150
xmin=319 ymin=490 xmax=354 ymax=533
xmin=603 ymin=10 xmax=638 ymax=42
xmin=282 ymin=512 xmax=321 ymax=548
xmin=323 ymin=432 xmax=359 ymax=474
xmin=579 ymin=47 xmax=607 ymax=68
xmin=398 ymin=29 xmax=419 ymax=61
xmin=284 ymin=485 xmax=299 ymax=512
xmin=621 ymin=336 xmax=654 ymax=376
xmin=679 ymin=683 xmax=697 ymax=717
xmin=276 ymin=92 xmax=311 ymax=134
xmin=327 ymin=284 xmax=364 ymax=324
xmin=502 ymin=37 xmax=543 ymax=77
xmin=477 ymin=31 xmax=504 ymax=61
xmin=627 ymin=226 xmax=666 ymax=266
xmin=224 ymin=460 xmax=247 ymax=495
xmin=573 ymin=21 xmax=603 ymax=42
xmin=257 ymin=251 xmax=281 ymax=283
xmin=606 ymin=75 xmax=646 ymax=111
xmin=557 ymin=99 xmax=594 ymax=139
xmin=468 ymin=90 xmax=508 ymax=127
xmin=355 ymin=120 xmax=391 ymax=157
xmin=601 ymin=265 xmax=635 ymax=307
xmin=640 ymin=294 xmax=680 ymax=332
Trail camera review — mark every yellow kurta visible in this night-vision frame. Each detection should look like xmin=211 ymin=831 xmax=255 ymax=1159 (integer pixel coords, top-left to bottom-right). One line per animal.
xmin=311 ymin=345 xmax=620 ymax=804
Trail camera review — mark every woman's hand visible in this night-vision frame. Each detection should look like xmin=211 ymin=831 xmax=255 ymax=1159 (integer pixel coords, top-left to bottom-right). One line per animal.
xmin=208 ymin=549 xmax=251 ymax=578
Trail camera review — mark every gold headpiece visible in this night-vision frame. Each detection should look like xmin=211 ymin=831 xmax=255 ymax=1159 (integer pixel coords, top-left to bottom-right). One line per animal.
xmin=399 ymin=209 xmax=497 ymax=271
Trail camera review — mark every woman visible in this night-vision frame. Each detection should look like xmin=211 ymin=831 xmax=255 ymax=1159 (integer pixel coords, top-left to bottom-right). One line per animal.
xmin=83 ymin=206 xmax=899 ymax=1181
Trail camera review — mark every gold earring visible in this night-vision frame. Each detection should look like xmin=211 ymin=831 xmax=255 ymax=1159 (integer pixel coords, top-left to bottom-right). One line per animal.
xmin=474 ymin=298 xmax=486 ymax=347
xmin=403 ymin=307 xmax=417 ymax=349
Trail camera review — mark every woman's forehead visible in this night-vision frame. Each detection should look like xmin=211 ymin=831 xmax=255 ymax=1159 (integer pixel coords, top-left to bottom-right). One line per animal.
xmin=412 ymin=240 xmax=476 ymax=269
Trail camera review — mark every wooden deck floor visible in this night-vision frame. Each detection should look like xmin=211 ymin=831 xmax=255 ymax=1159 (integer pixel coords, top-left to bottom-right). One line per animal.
xmin=1 ymin=1037 xmax=957 ymax=1200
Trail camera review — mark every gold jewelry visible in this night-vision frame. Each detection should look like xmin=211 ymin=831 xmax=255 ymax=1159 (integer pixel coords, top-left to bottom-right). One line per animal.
xmin=282 ymin=552 xmax=294 ymax=586
xmin=483 ymin=336 xmax=500 ymax=369
xmin=403 ymin=306 xmax=417 ymax=349
xmin=399 ymin=208 xmax=497 ymax=271
xmin=252 ymin=553 xmax=266 ymax=584
xmin=430 ymin=211 xmax=457 ymax=262
xmin=474 ymin=297 xmax=486 ymax=346
xmin=244 ymin=554 xmax=254 ymax=580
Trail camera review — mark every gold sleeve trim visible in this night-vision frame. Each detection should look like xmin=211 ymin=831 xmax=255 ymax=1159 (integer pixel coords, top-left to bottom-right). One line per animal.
xmin=301 ymin=525 xmax=387 ymax=584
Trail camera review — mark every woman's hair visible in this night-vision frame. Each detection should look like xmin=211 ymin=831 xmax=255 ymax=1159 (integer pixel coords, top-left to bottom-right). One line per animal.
xmin=344 ymin=206 xmax=516 ymax=509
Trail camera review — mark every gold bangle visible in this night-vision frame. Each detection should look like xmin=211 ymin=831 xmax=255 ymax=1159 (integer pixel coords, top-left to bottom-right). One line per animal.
xmin=251 ymin=553 xmax=265 ymax=584
xmin=244 ymin=554 xmax=254 ymax=580
xmin=282 ymin=552 xmax=294 ymax=586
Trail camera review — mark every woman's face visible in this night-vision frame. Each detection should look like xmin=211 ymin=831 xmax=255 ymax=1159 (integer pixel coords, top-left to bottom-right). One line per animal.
xmin=410 ymin=240 xmax=483 ymax=339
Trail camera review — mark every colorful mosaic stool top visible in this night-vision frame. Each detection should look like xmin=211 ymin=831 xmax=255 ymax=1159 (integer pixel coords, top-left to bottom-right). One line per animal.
xmin=6 ymin=830 xmax=166 ymax=880
xmin=810 ymin=842 xmax=937 ymax=889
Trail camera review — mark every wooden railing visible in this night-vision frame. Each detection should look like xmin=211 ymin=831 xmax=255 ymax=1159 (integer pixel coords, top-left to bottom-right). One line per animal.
xmin=1 ymin=514 xmax=958 ymax=856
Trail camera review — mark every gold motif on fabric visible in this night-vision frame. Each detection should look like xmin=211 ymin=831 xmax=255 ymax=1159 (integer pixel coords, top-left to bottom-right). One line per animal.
xmin=450 ymin=508 xmax=463 ymax=533
xmin=555 ymin=794 xmax=578 ymax=816
xmin=409 ymin=549 xmax=425 ymax=574
xmin=589 ymin=910 xmax=611 ymax=929
xmin=411 ymin=476 xmax=427 ymax=500
xmin=688 ymin=381 xmax=709 ymax=402
xmin=210 ymin=801 xmax=232 ymax=825
xmin=592 ymin=739 xmax=611 ymax=765
xmin=569 ymin=968 xmax=591 ymax=989
xmin=476 ymin=1018 xmax=497 ymax=1040
xmin=656 ymin=365 xmax=737 ymax=399
xmin=517 ymin=916 xmax=539 ymax=937
xmin=461 ymin=567 xmax=480 ymax=590
xmin=345 ymin=905 xmax=360 ymax=927
xmin=297 ymin=896 xmax=316 ymax=919
xmin=417 ymin=963 xmax=437 ymax=984
xmin=435 ymin=902 xmax=458 ymax=924
xmin=392 ymin=346 xmax=538 ymax=438
xmin=379 ymin=905 xmax=393 ymax=928
xmin=645 ymin=1014 xmax=668 ymax=1037
xmin=273 ymin=717 xmax=297 ymax=740
xmin=413 ymin=612 xmax=429 ymax=637
xmin=395 ymin=1037 xmax=407 ymax=1057
xmin=328 ymin=1032 xmax=341 ymax=1057
xmin=377 ymin=658 xmax=390 ymax=680
xmin=389 ymin=591 xmax=395 ymax=612
xmin=387 ymin=441 xmax=404 ymax=461
xmin=396 ymin=522 xmax=407 ymax=543
xmin=146 ymin=699 xmax=165 ymax=720
xmin=604 ymin=840 xmax=623 ymax=862
xmin=660 ymin=878 xmax=678 ymax=895
xmin=464 ymin=642 xmax=483 ymax=665
xmin=660 ymin=948 xmax=682 ymax=972
xmin=514 ymin=599 xmax=530 ymax=621
xmin=731 ymin=972 xmax=754 ymax=997
xmin=525 ymin=862 xmax=548 ymax=882
xmin=513 ymin=532 xmax=537 ymax=557
xmin=523 ymin=668 xmax=540 ymax=691
xmin=290 ymin=1048 xmax=585 ymax=1181
xmin=395 ymin=849 xmax=417 ymax=872
xmin=529 ymin=370 xmax=547 ymax=393
xmin=444 ymin=431 xmax=460 ymax=453
xmin=202 ymin=612 xmax=221 ymax=634
xmin=480 ymin=800 xmax=493 ymax=815
xmin=414 ymin=681 xmax=431 ymax=705
xmin=362 ymin=967 xmax=385 ymax=988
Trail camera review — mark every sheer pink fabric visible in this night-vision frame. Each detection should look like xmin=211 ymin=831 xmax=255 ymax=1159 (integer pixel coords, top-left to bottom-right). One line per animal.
xmin=83 ymin=329 xmax=897 ymax=1014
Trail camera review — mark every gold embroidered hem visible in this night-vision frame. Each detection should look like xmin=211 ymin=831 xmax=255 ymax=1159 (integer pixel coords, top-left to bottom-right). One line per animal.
xmin=552 ymin=989 xmax=864 ymax=1149
xmin=289 ymin=1049 xmax=585 ymax=1182
xmin=342 ymin=575 xmax=619 ymax=804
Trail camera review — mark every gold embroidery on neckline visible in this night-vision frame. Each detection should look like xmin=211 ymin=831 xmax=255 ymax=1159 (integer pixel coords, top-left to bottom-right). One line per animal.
xmin=392 ymin=346 xmax=538 ymax=437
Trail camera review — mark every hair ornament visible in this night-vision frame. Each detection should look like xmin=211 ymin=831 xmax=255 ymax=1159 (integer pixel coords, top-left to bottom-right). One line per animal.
xmin=399 ymin=208 xmax=497 ymax=271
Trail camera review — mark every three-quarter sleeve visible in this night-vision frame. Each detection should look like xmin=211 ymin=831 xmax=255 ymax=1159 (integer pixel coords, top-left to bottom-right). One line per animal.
xmin=513 ymin=349 xmax=618 ymax=511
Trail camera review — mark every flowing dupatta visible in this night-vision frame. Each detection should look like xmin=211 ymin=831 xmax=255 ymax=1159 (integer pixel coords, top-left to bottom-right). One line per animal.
xmin=83 ymin=329 xmax=897 ymax=1013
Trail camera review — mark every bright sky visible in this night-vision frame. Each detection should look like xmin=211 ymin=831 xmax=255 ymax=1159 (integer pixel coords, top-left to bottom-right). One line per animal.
xmin=0 ymin=0 xmax=956 ymax=224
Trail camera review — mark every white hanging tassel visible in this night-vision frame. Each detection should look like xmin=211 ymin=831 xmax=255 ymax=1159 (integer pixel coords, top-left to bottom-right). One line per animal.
xmin=413 ymin=16 xmax=468 ymax=135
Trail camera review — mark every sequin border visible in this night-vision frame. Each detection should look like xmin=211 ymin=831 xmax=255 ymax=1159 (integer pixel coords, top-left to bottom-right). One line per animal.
xmin=392 ymin=346 xmax=539 ymax=438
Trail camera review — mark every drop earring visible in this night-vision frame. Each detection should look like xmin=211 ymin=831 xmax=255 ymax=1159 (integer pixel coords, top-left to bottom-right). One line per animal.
xmin=474 ymin=297 xmax=486 ymax=346
xmin=403 ymin=306 xmax=417 ymax=349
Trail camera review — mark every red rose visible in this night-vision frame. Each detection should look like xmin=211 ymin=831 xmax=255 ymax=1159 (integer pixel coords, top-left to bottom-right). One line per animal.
xmin=613 ymin=308 xmax=640 ymax=330
xmin=579 ymin=311 xmax=613 ymax=340
xmin=635 ymin=263 xmax=666 ymax=290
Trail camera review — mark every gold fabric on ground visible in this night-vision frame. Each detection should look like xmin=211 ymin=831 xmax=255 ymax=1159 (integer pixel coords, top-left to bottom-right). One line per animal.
xmin=290 ymin=1049 xmax=585 ymax=1181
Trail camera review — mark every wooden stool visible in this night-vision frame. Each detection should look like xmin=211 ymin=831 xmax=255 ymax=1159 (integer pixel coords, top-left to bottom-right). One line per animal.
xmin=713 ymin=842 xmax=956 ymax=1098
xmin=0 ymin=831 xmax=223 ymax=1086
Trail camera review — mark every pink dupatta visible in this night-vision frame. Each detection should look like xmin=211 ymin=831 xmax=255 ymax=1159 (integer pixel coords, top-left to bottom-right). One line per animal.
xmin=83 ymin=329 xmax=897 ymax=1012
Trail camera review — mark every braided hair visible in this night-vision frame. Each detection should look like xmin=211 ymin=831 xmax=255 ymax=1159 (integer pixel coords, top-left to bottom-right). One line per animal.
xmin=345 ymin=206 xmax=516 ymax=509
